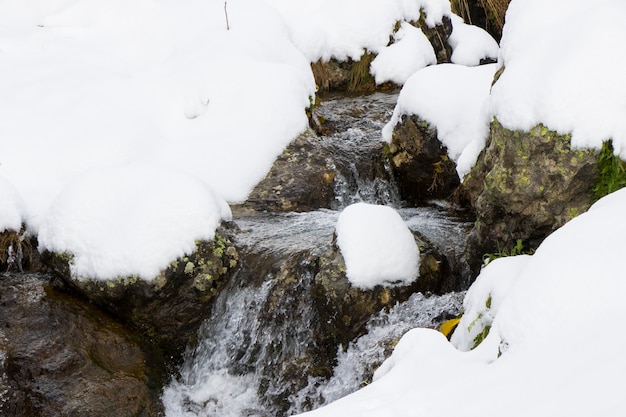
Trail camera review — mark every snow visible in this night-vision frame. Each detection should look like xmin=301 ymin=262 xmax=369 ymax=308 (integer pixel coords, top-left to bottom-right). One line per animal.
xmin=37 ymin=163 xmax=232 ymax=280
xmin=335 ymin=203 xmax=419 ymax=289
xmin=370 ymin=22 xmax=436 ymax=86
xmin=266 ymin=0 xmax=451 ymax=62
xmin=448 ymin=14 xmax=499 ymax=66
xmin=383 ymin=63 xmax=497 ymax=179
xmin=295 ymin=186 xmax=626 ymax=417
xmin=0 ymin=175 xmax=26 ymax=233
xmin=489 ymin=0 xmax=626 ymax=158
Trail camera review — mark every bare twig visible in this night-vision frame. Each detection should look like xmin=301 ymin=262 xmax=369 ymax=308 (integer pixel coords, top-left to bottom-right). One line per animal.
xmin=224 ymin=1 xmax=230 ymax=30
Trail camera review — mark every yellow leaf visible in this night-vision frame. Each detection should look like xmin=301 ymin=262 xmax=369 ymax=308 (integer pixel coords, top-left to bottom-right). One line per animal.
xmin=440 ymin=317 xmax=461 ymax=339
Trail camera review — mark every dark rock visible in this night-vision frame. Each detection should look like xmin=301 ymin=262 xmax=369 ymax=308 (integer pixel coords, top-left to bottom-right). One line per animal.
xmin=416 ymin=15 xmax=453 ymax=63
xmin=244 ymin=129 xmax=337 ymax=212
xmin=42 ymin=223 xmax=240 ymax=362
xmin=462 ymin=119 xmax=599 ymax=272
xmin=387 ymin=114 xmax=460 ymax=204
xmin=0 ymin=274 xmax=164 ymax=417
xmin=311 ymin=230 xmax=454 ymax=349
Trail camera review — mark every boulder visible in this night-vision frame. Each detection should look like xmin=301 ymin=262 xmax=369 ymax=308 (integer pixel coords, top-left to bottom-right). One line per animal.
xmin=244 ymin=129 xmax=337 ymax=212
xmin=0 ymin=274 xmax=164 ymax=417
xmin=42 ymin=222 xmax=240 ymax=361
xmin=311 ymin=229 xmax=456 ymax=349
xmin=386 ymin=114 xmax=460 ymax=204
xmin=462 ymin=119 xmax=599 ymax=271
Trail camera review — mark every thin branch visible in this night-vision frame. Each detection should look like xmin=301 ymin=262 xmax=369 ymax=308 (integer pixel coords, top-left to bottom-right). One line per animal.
xmin=224 ymin=1 xmax=230 ymax=30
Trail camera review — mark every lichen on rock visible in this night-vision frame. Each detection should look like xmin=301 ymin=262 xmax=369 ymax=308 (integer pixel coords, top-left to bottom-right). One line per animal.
xmin=462 ymin=119 xmax=600 ymax=272
xmin=42 ymin=222 xmax=240 ymax=362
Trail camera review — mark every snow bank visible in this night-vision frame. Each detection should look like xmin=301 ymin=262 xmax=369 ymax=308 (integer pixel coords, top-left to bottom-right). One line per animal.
xmin=335 ymin=203 xmax=419 ymax=289
xmin=296 ymin=187 xmax=626 ymax=417
xmin=0 ymin=0 xmax=315 ymax=228
xmin=38 ymin=163 xmax=231 ymax=281
xmin=383 ymin=63 xmax=497 ymax=178
xmin=489 ymin=0 xmax=626 ymax=158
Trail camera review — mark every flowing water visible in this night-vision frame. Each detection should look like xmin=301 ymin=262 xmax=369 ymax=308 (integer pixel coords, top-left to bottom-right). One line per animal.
xmin=162 ymin=92 xmax=473 ymax=416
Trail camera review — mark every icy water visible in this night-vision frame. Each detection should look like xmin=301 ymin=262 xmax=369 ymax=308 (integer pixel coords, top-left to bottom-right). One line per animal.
xmin=162 ymin=92 xmax=472 ymax=416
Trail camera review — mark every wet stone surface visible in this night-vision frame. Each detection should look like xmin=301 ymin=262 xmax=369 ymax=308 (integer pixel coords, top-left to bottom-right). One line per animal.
xmin=0 ymin=273 xmax=164 ymax=417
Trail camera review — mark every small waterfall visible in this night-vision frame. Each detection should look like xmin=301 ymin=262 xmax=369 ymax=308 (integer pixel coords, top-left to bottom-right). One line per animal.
xmin=315 ymin=92 xmax=403 ymax=209
xmin=162 ymin=92 xmax=473 ymax=417
xmin=287 ymin=291 xmax=465 ymax=414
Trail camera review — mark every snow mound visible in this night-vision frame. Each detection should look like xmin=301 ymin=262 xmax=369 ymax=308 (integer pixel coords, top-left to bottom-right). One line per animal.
xmin=370 ymin=22 xmax=436 ymax=85
xmin=335 ymin=203 xmax=419 ymax=289
xmin=448 ymin=14 xmax=499 ymax=66
xmin=489 ymin=0 xmax=626 ymax=158
xmin=382 ymin=63 xmax=497 ymax=179
xmin=38 ymin=163 xmax=231 ymax=281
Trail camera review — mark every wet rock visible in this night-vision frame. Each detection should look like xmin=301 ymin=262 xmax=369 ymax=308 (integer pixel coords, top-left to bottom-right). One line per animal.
xmin=42 ymin=223 xmax=240 ymax=361
xmin=311 ymin=230 xmax=454 ymax=349
xmin=244 ymin=125 xmax=397 ymax=212
xmin=462 ymin=119 xmax=599 ymax=271
xmin=244 ymin=129 xmax=337 ymax=212
xmin=386 ymin=114 xmax=460 ymax=204
xmin=0 ymin=274 xmax=164 ymax=417
xmin=416 ymin=15 xmax=453 ymax=63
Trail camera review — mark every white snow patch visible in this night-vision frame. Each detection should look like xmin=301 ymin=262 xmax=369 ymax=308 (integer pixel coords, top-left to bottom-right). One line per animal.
xmin=0 ymin=175 xmax=26 ymax=232
xmin=370 ymin=22 xmax=436 ymax=85
xmin=335 ymin=203 xmax=419 ymax=289
xmin=38 ymin=163 xmax=231 ymax=281
xmin=383 ymin=63 xmax=497 ymax=179
xmin=448 ymin=14 xmax=499 ymax=66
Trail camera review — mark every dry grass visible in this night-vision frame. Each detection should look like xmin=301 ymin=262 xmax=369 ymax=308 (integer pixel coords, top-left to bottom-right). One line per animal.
xmin=451 ymin=0 xmax=511 ymax=39
xmin=348 ymin=51 xmax=375 ymax=93
xmin=0 ymin=227 xmax=33 ymax=272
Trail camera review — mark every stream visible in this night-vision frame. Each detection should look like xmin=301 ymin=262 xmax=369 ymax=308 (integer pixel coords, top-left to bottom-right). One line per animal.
xmin=161 ymin=92 xmax=473 ymax=416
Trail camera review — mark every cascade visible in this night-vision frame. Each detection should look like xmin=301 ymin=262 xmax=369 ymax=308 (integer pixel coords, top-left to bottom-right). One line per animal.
xmin=162 ymin=92 xmax=472 ymax=416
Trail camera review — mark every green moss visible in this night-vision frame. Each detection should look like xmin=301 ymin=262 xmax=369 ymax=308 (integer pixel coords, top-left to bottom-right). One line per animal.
xmin=593 ymin=140 xmax=626 ymax=201
xmin=472 ymin=325 xmax=491 ymax=349
xmin=482 ymin=239 xmax=535 ymax=266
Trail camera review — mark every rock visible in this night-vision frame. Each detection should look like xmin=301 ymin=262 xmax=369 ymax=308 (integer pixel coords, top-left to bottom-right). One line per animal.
xmin=462 ymin=119 xmax=599 ymax=271
xmin=0 ymin=274 xmax=164 ymax=417
xmin=311 ymin=230 xmax=455 ymax=349
xmin=42 ymin=222 xmax=240 ymax=362
xmin=416 ymin=15 xmax=453 ymax=63
xmin=244 ymin=129 xmax=337 ymax=212
xmin=386 ymin=114 xmax=460 ymax=204
xmin=244 ymin=126 xmax=396 ymax=212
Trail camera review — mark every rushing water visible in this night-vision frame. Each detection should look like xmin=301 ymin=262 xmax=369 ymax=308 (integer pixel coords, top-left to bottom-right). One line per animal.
xmin=162 ymin=92 xmax=473 ymax=416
